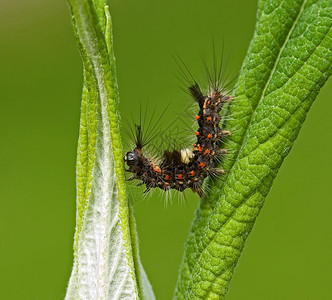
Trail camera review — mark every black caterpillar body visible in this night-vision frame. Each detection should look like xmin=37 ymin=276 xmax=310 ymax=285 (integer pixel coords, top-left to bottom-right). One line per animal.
xmin=124 ymin=82 xmax=233 ymax=197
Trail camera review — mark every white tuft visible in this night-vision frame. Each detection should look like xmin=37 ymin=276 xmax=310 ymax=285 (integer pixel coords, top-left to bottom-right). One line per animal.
xmin=181 ymin=148 xmax=194 ymax=164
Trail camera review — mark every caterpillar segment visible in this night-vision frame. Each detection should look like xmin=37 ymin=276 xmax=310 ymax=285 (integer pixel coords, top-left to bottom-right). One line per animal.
xmin=124 ymin=85 xmax=232 ymax=197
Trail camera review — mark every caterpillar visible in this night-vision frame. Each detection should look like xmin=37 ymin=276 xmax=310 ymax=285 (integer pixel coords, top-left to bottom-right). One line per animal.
xmin=123 ymin=59 xmax=233 ymax=198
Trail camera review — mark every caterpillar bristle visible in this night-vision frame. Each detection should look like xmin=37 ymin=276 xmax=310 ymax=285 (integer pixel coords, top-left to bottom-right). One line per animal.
xmin=126 ymin=175 xmax=136 ymax=181
xmin=188 ymin=82 xmax=204 ymax=103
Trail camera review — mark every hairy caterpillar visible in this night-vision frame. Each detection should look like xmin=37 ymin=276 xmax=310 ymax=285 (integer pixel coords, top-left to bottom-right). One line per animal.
xmin=123 ymin=57 xmax=233 ymax=198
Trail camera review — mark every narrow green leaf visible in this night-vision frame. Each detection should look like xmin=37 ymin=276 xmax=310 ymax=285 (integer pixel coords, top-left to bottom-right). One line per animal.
xmin=175 ymin=0 xmax=332 ymax=298
xmin=65 ymin=1 xmax=154 ymax=299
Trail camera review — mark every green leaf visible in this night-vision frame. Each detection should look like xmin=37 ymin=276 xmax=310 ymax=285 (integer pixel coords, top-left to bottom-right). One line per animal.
xmin=175 ymin=0 xmax=332 ymax=298
xmin=65 ymin=1 xmax=154 ymax=299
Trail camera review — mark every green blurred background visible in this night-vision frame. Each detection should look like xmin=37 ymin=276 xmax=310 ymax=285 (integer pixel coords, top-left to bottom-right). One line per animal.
xmin=0 ymin=0 xmax=331 ymax=299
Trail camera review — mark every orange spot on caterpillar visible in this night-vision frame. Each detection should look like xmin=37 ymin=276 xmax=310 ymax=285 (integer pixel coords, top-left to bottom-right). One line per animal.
xmin=207 ymin=117 xmax=212 ymax=122
xmin=177 ymin=174 xmax=183 ymax=180
xmin=193 ymin=143 xmax=203 ymax=152
xmin=203 ymin=98 xmax=208 ymax=109
xmin=208 ymin=133 xmax=213 ymax=139
xmin=153 ymin=166 xmax=161 ymax=173
xmin=205 ymin=149 xmax=210 ymax=154
xmin=195 ymin=131 xmax=200 ymax=136
xmin=196 ymin=115 xmax=200 ymax=120
xmin=199 ymin=162 xmax=205 ymax=168
xmin=190 ymin=170 xmax=195 ymax=176
xmin=164 ymin=174 xmax=170 ymax=180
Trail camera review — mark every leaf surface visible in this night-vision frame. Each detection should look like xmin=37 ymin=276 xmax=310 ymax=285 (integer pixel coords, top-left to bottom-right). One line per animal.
xmin=65 ymin=1 xmax=154 ymax=299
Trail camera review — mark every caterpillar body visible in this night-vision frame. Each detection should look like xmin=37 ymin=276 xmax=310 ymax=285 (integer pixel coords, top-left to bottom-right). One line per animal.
xmin=124 ymin=79 xmax=233 ymax=198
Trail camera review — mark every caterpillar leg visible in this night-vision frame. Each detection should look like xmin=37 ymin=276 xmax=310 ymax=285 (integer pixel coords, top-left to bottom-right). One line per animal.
xmin=221 ymin=130 xmax=232 ymax=136
xmin=215 ymin=168 xmax=226 ymax=175
xmin=221 ymin=95 xmax=234 ymax=103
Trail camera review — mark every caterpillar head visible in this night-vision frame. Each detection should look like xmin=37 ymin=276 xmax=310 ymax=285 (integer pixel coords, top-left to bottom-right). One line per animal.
xmin=124 ymin=150 xmax=139 ymax=166
xmin=124 ymin=148 xmax=146 ymax=173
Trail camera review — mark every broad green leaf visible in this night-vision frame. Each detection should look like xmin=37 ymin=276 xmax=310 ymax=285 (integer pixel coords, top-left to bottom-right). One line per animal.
xmin=65 ymin=1 xmax=154 ymax=299
xmin=175 ymin=0 xmax=332 ymax=298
